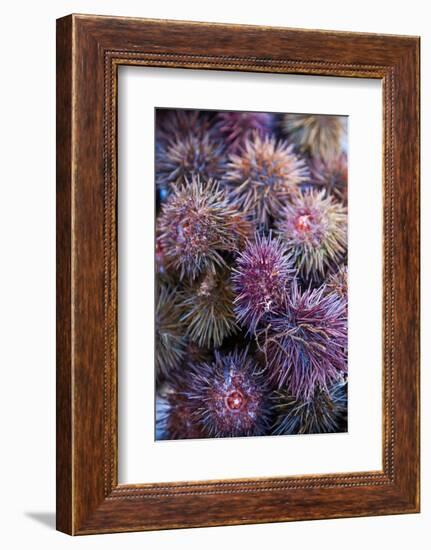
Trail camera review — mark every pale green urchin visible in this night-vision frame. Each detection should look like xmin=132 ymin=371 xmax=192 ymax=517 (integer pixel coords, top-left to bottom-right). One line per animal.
xmin=282 ymin=114 xmax=346 ymax=161
xmin=272 ymin=381 xmax=348 ymax=435
xmin=179 ymin=269 xmax=238 ymax=348
xmin=275 ymin=190 xmax=347 ymax=279
xmin=155 ymin=282 xmax=186 ymax=378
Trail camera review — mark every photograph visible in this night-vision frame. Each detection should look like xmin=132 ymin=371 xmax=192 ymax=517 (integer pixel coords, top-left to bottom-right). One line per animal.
xmin=154 ymin=108 xmax=349 ymax=440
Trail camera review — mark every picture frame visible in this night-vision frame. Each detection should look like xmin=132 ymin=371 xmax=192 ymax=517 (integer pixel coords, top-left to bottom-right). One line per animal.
xmin=56 ymin=14 xmax=420 ymax=535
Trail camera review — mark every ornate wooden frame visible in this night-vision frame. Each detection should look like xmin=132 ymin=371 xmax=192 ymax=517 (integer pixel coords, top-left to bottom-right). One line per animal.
xmin=56 ymin=14 xmax=420 ymax=535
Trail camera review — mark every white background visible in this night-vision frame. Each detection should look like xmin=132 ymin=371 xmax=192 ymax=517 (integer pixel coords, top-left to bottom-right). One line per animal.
xmin=118 ymin=68 xmax=382 ymax=483
xmin=0 ymin=1 xmax=428 ymax=549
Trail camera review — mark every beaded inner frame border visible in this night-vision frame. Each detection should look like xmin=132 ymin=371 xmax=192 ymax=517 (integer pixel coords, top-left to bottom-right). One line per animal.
xmin=102 ymin=51 xmax=395 ymax=499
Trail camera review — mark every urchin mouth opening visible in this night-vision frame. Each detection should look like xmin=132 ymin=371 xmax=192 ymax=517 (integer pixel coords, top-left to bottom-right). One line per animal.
xmin=295 ymin=213 xmax=313 ymax=232
xmin=225 ymin=390 xmax=246 ymax=412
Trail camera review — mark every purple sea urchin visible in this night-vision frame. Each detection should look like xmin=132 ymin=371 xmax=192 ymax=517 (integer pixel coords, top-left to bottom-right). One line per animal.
xmin=282 ymin=114 xmax=346 ymax=160
xmin=310 ymin=153 xmax=348 ymax=205
xmin=232 ymin=233 xmax=296 ymax=333
xmin=225 ymin=133 xmax=309 ymax=227
xmin=275 ymin=190 xmax=347 ymax=279
xmin=184 ymin=348 xmax=271 ymax=438
xmin=157 ymin=176 xmax=252 ymax=280
xmin=261 ymin=282 xmax=347 ymax=400
xmin=214 ymin=111 xmax=273 ymax=153
xmin=272 ymin=381 xmax=347 ymax=435
xmin=155 ymin=283 xmax=186 ymax=378
xmin=156 ymin=132 xmax=226 ymax=191
xmin=179 ymin=269 xmax=238 ymax=348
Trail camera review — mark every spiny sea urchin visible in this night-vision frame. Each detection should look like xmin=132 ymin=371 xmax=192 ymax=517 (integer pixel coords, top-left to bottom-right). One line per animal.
xmin=156 ymin=132 xmax=226 ymax=191
xmin=183 ymin=348 xmax=272 ymax=438
xmin=155 ymin=109 xmax=212 ymax=144
xmin=272 ymin=381 xmax=347 ymax=435
xmin=282 ymin=114 xmax=346 ymax=161
xmin=261 ymin=282 xmax=347 ymax=400
xmin=325 ymin=265 xmax=348 ymax=301
xmin=214 ymin=111 xmax=273 ymax=153
xmin=156 ymin=383 xmax=207 ymax=440
xmin=310 ymin=152 xmax=348 ymax=205
xmin=157 ymin=176 xmax=252 ymax=280
xmin=275 ymin=189 xmax=347 ymax=279
xmin=155 ymin=282 xmax=186 ymax=378
xmin=179 ymin=269 xmax=238 ymax=348
xmin=225 ymin=133 xmax=309 ymax=227
xmin=232 ymin=233 xmax=296 ymax=333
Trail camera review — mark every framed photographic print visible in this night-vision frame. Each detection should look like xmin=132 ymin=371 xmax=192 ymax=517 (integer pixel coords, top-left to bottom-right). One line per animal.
xmin=56 ymin=14 xmax=420 ymax=535
xmin=153 ymin=106 xmax=349 ymax=444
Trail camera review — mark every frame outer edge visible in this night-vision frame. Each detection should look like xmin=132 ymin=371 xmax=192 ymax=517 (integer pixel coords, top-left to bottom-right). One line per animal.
xmin=56 ymin=14 xmax=421 ymax=534
xmin=56 ymin=14 xmax=74 ymax=535
xmin=393 ymin=38 xmax=420 ymax=511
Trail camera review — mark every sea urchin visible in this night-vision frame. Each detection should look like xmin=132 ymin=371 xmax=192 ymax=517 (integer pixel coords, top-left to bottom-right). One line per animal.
xmin=325 ymin=265 xmax=348 ymax=301
xmin=282 ymin=114 xmax=346 ymax=161
xmin=179 ymin=269 xmax=238 ymax=348
xmin=155 ymin=109 xmax=211 ymax=144
xmin=261 ymin=282 xmax=347 ymax=400
xmin=156 ymin=132 xmax=226 ymax=191
xmin=225 ymin=133 xmax=309 ymax=227
xmin=276 ymin=189 xmax=347 ymax=279
xmin=232 ymin=233 xmax=296 ymax=333
xmin=272 ymin=381 xmax=347 ymax=435
xmin=214 ymin=111 xmax=273 ymax=153
xmin=155 ymin=282 xmax=186 ymax=379
xmin=156 ymin=382 xmax=207 ymax=440
xmin=184 ymin=348 xmax=271 ymax=438
xmin=310 ymin=152 xmax=348 ymax=205
xmin=157 ymin=176 xmax=251 ymax=280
